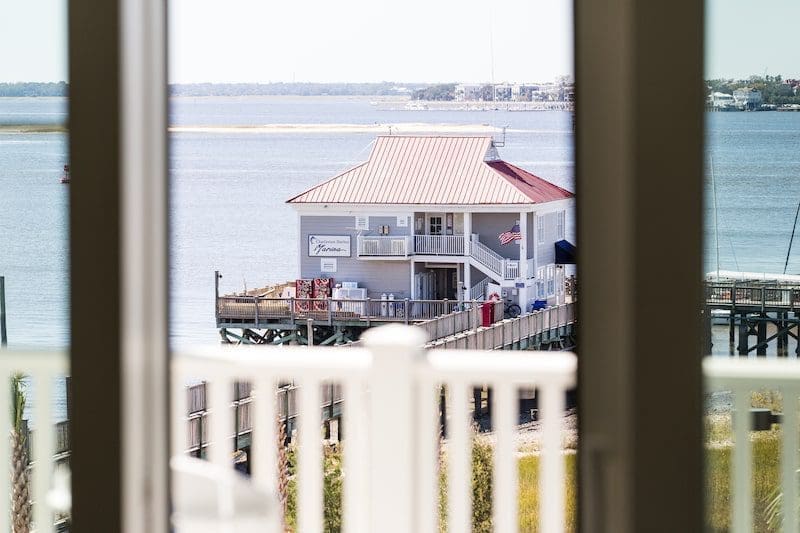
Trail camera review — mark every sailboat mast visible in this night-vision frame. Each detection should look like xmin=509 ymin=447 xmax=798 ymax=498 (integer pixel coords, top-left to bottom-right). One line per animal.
xmin=710 ymin=155 xmax=721 ymax=279
xmin=784 ymin=200 xmax=800 ymax=275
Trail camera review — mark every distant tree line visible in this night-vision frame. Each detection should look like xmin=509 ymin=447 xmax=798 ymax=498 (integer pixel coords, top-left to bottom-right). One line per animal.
xmin=0 ymin=82 xmax=68 ymax=97
xmin=707 ymin=75 xmax=800 ymax=105
xmin=169 ymin=82 xmax=426 ymax=97
xmin=0 ymin=81 xmax=429 ymax=97
xmin=411 ymin=83 xmax=457 ymax=101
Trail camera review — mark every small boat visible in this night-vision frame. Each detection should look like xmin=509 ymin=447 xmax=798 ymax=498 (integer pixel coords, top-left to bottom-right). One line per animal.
xmin=60 ymin=164 xmax=70 ymax=184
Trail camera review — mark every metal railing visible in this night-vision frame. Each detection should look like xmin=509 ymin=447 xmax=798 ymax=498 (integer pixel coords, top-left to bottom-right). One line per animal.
xmin=704 ymin=357 xmax=800 ymax=533
xmin=172 ymin=325 xmax=576 ymax=533
xmin=217 ymin=296 xmax=476 ymax=325
xmin=356 ymin=236 xmax=411 ymax=257
xmin=413 ymin=235 xmax=465 ymax=255
xmin=0 ymin=350 xmax=69 ymax=533
xmin=706 ymin=282 xmax=800 ymax=310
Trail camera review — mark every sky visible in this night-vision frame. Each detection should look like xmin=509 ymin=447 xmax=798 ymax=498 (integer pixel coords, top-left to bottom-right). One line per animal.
xmin=2 ymin=1 xmax=799 ymax=84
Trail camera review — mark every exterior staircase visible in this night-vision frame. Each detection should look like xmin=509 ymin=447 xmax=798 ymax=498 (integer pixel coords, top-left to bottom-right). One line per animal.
xmin=469 ymin=276 xmax=490 ymax=301
xmin=469 ymin=234 xmax=521 ymax=283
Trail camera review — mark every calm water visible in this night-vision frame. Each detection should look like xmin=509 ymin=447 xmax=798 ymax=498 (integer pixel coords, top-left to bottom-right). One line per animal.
xmin=1 ymin=97 xmax=799 ymax=353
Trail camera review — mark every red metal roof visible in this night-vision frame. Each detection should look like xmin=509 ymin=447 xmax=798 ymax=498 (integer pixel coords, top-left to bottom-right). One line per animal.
xmin=287 ymin=135 xmax=574 ymax=205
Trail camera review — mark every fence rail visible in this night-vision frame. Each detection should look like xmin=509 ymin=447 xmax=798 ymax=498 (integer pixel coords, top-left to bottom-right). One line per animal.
xmin=172 ymin=326 xmax=576 ymax=532
xmin=704 ymin=357 xmax=800 ymax=533
xmin=217 ymin=296 xmax=479 ymax=326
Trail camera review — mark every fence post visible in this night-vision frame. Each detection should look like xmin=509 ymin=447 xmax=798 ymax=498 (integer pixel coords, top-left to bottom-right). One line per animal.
xmin=404 ymin=299 xmax=410 ymax=325
xmin=363 ymin=325 xmax=427 ymax=533
xmin=306 ymin=318 xmax=313 ymax=347
xmin=254 ymin=296 xmax=259 ymax=329
xmin=289 ymin=297 xmax=295 ymax=325
xmin=328 ymin=297 xmax=333 ymax=326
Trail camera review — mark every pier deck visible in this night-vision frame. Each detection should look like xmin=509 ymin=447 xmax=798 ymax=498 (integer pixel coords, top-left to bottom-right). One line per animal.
xmin=217 ymin=295 xmax=477 ymax=329
xmin=705 ymin=280 xmax=800 ymax=356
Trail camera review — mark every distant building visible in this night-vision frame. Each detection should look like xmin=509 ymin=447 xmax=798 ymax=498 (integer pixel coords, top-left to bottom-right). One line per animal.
xmin=494 ymin=84 xmax=513 ymax=101
xmin=733 ymin=87 xmax=763 ymax=110
xmin=707 ymin=91 xmax=735 ymax=110
xmin=454 ymin=84 xmax=483 ymax=102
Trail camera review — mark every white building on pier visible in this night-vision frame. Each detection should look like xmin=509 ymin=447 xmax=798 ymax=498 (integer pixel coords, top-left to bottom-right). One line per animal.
xmin=287 ymin=135 xmax=576 ymax=311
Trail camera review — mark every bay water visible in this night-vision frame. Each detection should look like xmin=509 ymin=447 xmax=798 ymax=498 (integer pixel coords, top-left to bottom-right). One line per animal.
xmin=1 ymin=97 xmax=799 ymax=418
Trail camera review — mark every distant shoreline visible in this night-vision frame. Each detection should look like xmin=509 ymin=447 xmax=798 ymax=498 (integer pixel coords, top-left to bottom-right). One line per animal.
xmin=0 ymin=124 xmax=67 ymax=133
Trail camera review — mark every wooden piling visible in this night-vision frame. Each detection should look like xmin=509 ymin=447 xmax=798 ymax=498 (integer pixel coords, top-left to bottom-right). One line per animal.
xmin=757 ymin=316 xmax=767 ymax=356
xmin=738 ymin=312 xmax=749 ymax=356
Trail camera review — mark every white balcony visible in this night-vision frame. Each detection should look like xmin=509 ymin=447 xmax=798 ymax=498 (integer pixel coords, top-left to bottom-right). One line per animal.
xmin=356 ymin=235 xmax=411 ymax=258
xmin=414 ymin=234 xmax=466 ymax=256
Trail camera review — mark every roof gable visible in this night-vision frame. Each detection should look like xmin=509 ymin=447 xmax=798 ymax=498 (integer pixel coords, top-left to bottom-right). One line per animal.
xmin=287 ymin=135 xmax=574 ymax=205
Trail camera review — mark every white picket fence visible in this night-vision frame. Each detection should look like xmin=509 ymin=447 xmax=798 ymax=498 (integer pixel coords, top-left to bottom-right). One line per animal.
xmin=172 ymin=325 xmax=577 ymax=533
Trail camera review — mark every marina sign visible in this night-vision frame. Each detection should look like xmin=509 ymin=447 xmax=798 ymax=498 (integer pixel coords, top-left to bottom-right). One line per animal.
xmin=308 ymin=235 xmax=351 ymax=257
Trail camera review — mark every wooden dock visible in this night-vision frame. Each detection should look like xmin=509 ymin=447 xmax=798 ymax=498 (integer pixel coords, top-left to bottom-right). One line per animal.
xmin=216 ymin=294 xmax=485 ymax=345
xmin=705 ymin=280 xmax=800 ymax=356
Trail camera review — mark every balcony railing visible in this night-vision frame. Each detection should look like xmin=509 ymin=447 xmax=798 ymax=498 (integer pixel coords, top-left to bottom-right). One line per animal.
xmin=413 ymin=234 xmax=465 ymax=255
xmin=0 ymin=350 xmax=69 ymax=533
xmin=704 ymin=357 xmax=800 ymax=533
xmin=172 ymin=325 xmax=577 ymax=532
xmin=357 ymin=235 xmax=411 ymax=257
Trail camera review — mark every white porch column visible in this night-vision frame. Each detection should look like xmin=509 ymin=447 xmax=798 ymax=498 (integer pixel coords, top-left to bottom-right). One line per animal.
xmin=410 ymin=260 xmax=416 ymax=299
xmin=464 ymin=212 xmax=473 ymax=301
xmin=463 ymin=211 xmax=472 ymax=255
xmin=519 ymin=211 xmax=528 ymax=276
xmin=463 ymin=261 xmax=471 ymax=301
xmin=518 ymin=211 xmax=530 ymax=311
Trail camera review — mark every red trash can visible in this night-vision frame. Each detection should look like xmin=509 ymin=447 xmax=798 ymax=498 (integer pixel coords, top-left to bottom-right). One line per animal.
xmin=481 ymin=302 xmax=495 ymax=327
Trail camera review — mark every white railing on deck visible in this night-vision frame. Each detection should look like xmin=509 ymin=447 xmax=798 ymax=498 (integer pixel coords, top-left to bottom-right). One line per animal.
xmin=470 ymin=277 xmax=490 ymax=301
xmin=357 ymin=235 xmax=410 ymax=257
xmin=413 ymin=235 xmax=465 ymax=255
xmin=704 ymin=357 xmax=800 ymax=533
xmin=172 ymin=325 xmax=576 ymax=533
xmin=0 ymin=350 xmax=69 ymax=533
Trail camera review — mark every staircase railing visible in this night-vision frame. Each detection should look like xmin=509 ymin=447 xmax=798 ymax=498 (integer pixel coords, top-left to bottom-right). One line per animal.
xmin=470 ymin=235 xmax=521 ymax=280
xmin=470 ymin=277 xmax=490 ymax=301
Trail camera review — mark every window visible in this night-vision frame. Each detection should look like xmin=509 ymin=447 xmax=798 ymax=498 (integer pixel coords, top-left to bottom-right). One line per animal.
xmin=556 ymin=210 xmax=565 ymax=239
xmin=428 ymin=216 xmax=443 ymax=235
xmin=355 ymin=215 xmax=369 ymax=230
xmin=537 ymin=266 xmax=546 ymax=298
xmin=537 ymin=214 xmax=545 ymax=244
xmin=546 ymin=264 xmax=555 ymax=296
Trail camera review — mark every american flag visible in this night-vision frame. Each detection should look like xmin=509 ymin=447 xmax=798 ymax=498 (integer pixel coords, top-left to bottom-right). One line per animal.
xmin=498 ymin=224 xmax=522 ymax=245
